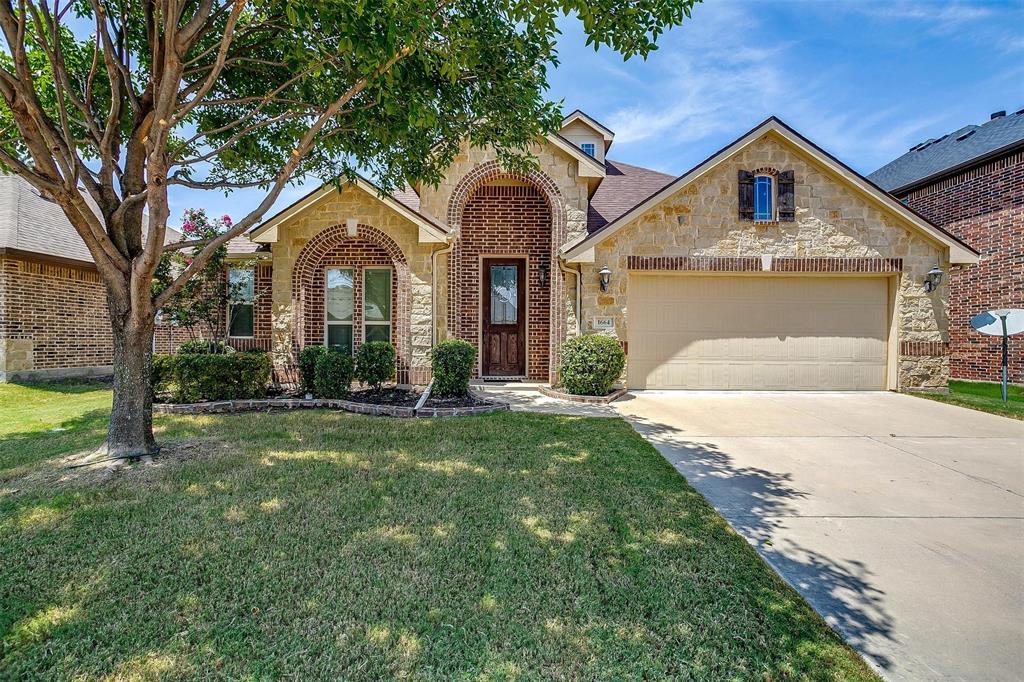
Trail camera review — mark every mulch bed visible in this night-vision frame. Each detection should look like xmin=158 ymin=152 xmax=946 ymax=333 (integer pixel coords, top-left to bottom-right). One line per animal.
xmin=346 ymin=388 xmax=422 ymax=407
xmin=423 ymin=393 xmax=492 ymax=408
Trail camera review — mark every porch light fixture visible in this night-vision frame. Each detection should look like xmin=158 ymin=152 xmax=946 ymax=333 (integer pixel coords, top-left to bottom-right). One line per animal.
xmin=923 ymin=265 xmax=944 ymax=293
xmin=538 ymin=262 xmax=550 ymax=287
xmin=598 ymin=265 xmax=612 ymax=292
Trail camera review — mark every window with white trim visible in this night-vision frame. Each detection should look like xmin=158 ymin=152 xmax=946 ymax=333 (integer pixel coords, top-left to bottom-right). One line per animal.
xmin=753 ymin=174 xmax=774 ymax=221
xmin=227 ymin=268 xmax=255 ymax=338
xmin=363 ymin=267 xmax=392 ymax=343
xmin=325 ymin=267 xmax=354 ymax=353
xmin=580 ymin=142 xmax=596 ymax=157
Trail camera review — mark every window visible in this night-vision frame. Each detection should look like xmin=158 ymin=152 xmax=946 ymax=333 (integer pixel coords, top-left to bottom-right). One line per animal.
xmin=227 ymin=268 xmax=255 ymax=337
xmin=753 ymin=175 xmax=774 ymax=221
xmin=363 ymin=267 xmax=392 ymax=343
xmin=325 ymin=268 xmax=354 ymax=353
xmin=489 ymin=264 xmax=518 ymax=324
xmin=580 ymin=142 xmax=596 ymax=157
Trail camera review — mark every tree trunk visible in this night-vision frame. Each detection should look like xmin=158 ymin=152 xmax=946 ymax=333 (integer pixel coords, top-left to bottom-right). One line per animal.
xmin=107 ymin=314 xmax=157 ymax=459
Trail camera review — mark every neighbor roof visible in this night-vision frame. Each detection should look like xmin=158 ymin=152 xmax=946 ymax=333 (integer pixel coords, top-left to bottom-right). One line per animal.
xmin=563 ymin=117 xmax=979 ymax=265
xmin=868 ymin=108 xmax=1024 ymax=193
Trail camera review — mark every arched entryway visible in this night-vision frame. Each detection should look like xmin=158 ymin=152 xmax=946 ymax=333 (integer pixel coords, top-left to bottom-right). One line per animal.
xmin=446 ymin=162 xmax=567 ymax=382
xmin=292 ymin=223 xmax=412 ymax=383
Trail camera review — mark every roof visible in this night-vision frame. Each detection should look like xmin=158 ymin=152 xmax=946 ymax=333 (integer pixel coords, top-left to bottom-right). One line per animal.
xmin=560 ymin=109 xmax=615 ymax=151
xmin=563 ymin=116 xmax=979 ymax=265
xmin=249 ymin=174 xmax=448 ymax=243
xmin=868 ymin=108 xmax=1024 ymax=193
xmin=0 ymin=174 xmax=251 ymax=264
xmin=587 ymin=160 xmax=675 ymax=233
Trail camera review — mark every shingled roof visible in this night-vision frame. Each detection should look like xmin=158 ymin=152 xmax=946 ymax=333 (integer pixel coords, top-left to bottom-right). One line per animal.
xmin=868 ymin=108 xmax=1024 ymax=193
xmin=586 ymin=159 xmax=675 ymax=233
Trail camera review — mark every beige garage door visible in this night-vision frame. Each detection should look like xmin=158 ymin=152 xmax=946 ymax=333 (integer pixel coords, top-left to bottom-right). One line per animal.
xmin=627 ymin=275 xmax=889 ymax=390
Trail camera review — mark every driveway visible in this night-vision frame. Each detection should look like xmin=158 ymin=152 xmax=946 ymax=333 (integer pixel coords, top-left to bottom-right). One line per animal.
xmin=614 ymin=391 xmax=1024 ymax=682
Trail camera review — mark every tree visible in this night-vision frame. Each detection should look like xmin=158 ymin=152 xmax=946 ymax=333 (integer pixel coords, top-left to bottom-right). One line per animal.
xmin=0 ymin=0 xmax=698 ymax=459
xmin=153 ymin=208 xmax=259 ymax=348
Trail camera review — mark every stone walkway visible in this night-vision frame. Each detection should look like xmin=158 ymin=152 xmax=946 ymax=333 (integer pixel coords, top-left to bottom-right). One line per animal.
xmin=470 ymin=383 xmax=616 ymax=417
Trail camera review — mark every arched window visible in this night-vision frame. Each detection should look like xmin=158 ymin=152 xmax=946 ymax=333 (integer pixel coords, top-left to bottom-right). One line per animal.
xmin=754 ymin=174 xmax=774 ymax=221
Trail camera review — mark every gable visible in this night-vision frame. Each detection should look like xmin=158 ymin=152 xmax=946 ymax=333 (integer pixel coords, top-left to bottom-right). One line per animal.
xmin=563 ymin=118 xmax=979 ymax=264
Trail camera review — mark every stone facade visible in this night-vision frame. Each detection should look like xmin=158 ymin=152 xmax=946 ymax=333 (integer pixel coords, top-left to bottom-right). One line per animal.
xmin=578 ymin=133 xmax=952 ymax=390
xmin=266 ymin=187 xmax=438 ymax=385
xmin=896 ymin=148 xmax=1023 ymax=384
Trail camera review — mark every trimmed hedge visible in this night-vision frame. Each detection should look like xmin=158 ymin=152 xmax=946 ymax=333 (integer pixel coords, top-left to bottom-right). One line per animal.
xmin=177 ymin=339 xmax=233 ymax=355
xmin=355 ymin=341 xmax=395 ymax=390
xmin=169 ymin=352 xmax=272 ymax=403
xmin=151 ymin=354 xmax=176 ymax=396
xmin=299 ymin=345 xmax=330 ymax=394
xmin=558 ymin=335 xmax=625 ymax=396
xmin=314 ymin=350 xmax=354 ymax=399
xmin=431 ymin=339 xmax=476 ymax=398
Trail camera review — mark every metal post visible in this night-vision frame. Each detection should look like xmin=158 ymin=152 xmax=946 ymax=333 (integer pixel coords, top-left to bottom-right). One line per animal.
xmin=1001 ymin=315 xmax=1009 ymax=403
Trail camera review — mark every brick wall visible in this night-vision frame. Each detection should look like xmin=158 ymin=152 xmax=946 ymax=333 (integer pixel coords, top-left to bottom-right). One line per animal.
xmin=0 ymin=255 xmax=113 ymax=373
xmin=152 ymin=262 xmax=273 ymax=354
xmin=451 ymin=181 xmax=553 ymax=379
xmin=898 ymin=149 xmax=1023 ymax=383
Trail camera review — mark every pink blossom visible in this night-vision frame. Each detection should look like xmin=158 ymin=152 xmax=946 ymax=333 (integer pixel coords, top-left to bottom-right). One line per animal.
xmin=182 ymin=221 xmax=195 ymax=234
xmin=221 ymin=214 xmax=233 ymax=226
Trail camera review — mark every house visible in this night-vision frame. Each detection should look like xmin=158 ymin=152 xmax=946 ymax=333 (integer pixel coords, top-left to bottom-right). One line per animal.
xmin=0 ymin=174 xmax=254 ymax=381
xmin=869 ymin=108 xmax=1023 ymax=384
xmin=235 ymin=113 xmax=976 ymax=391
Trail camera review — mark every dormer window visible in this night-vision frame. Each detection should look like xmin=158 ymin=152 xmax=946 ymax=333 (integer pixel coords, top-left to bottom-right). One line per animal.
xmin=754 ymin=175 xmax=774 ymax=221
xmin=580 ymin=142 xmax=596 ymax=157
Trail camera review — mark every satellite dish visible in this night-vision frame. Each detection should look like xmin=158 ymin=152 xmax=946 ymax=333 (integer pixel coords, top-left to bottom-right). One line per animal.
xmin=970 ymin=309 xmax=1024 ymax=336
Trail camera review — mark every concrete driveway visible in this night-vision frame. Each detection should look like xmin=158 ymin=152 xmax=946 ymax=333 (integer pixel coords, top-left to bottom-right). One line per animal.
xmin=614 ymin=391 xmax=1024 ymax=682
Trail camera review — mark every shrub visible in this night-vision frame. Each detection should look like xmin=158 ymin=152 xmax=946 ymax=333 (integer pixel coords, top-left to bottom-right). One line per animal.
xmin=431 ymin=339 xmax=476 ymax=397
xmin=299 ymin=345 xmax=330 ymax=393
xmin=177 ymin=339 xmax=233 ymax=355
xmin=173 ymin=351 xmax=272 ymax=402
xmin=355 ymin=341 xmax=395 ymax=390
xmin=314 ymin=350 xmax=354 ymax=399
xmin=151 ymin=354 xmax=176 ymax=396
xmin=559 ymin=334 xmax=625 ymax=396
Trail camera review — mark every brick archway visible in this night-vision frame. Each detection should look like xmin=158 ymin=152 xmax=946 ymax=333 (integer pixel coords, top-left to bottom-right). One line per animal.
xmin=292 ymin=223 xmax=411 ymax=383
xmin=446 ymin=161 xmax=568 ymax=383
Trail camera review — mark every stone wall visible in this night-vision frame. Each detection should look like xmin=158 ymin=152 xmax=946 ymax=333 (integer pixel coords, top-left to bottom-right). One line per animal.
xmin=578 ymin=132 xmax=951 ymax=390
xmin=267 ymin=187 xmax=438 ymax=385
xmin=898 ymin=149 xmax=1023 ymax=384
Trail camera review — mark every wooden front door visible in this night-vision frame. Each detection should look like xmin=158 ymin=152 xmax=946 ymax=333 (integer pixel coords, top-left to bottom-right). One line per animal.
xmin=482 ymin=258 xmax=526 ymax=377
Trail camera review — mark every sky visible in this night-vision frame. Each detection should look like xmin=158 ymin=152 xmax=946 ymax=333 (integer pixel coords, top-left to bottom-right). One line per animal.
xmin=167 ymin=0 xmax=1024 ymax=223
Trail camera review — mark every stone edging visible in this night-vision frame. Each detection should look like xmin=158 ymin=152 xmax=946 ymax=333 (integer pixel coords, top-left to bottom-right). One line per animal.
xmin=153 ymin=395 xmax=508 ymax=418
xmin=538 ymin=386 xmax=628 ymax=404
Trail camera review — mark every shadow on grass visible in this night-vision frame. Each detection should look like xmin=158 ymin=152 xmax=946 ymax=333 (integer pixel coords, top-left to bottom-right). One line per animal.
xmin=0 ymin=409 xmax=110 ymax=482
xmin=0 ymin=410 xmax=878 ymax=680
xmin=624 ymin=413 xmax=894 ymax=672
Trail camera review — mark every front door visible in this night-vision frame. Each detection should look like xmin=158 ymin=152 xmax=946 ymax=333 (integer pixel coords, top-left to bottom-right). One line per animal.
xmin=482 ymin=258 xmax=526 ymax=377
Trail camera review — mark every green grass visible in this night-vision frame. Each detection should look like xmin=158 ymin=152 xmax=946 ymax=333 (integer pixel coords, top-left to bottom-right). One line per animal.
xmin=0 ymin=382 xmax=877 ymax=680
xmin=913 ymin=379 xmax=1024 ymax=420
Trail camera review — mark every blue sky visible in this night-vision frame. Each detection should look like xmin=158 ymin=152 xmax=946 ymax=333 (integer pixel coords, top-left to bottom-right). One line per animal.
xmin=168 ymin=0 xmax=1024 ymax=224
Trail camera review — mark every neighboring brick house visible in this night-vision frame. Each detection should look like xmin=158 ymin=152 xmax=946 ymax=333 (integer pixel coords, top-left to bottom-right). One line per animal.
xmin=243 ymin=113 xmax=976 ymax=391
xmin=869 ymin=108 xmax=1023 ymax=384
xmin=0 ymin=173 xmax=258 ymax=381
xmin=1 ymin=113 xmax=980 ymax=389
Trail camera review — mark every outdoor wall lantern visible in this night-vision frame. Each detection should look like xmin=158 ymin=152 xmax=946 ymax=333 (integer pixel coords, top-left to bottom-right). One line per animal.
xmin=538 ymin=262 xmax=550 ymax=287
xmin=598 ymin=265 xmax=612 ymax=292
xmin=923 ymin=265 xmax=944 ymax=293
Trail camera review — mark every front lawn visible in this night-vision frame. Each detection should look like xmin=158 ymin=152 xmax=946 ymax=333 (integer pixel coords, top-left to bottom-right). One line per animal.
xmin=913 ymin=379 xmax=1024 ymax=420
xmin=0 ymin=382 xmax=877 ymax=680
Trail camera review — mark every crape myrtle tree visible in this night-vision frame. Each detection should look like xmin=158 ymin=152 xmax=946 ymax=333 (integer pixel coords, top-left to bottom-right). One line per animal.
xmin=0 ymin=0 xmax=699 ymax=458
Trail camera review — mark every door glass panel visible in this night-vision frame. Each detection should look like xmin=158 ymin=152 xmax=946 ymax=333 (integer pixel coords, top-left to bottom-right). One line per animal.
xmin=364 ymin=268 xmax=391 ymax=322
xmin=327 ymin=325 xmax=352 ymax=354
xmin=326 ymin=268 xmax=353 ymax=321
xmin=490 ymin=265 xmax=518 ymax=325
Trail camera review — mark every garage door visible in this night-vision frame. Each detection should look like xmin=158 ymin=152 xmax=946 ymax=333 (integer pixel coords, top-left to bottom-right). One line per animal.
xmin=627 ymin=275 xmax=889 ymax=390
